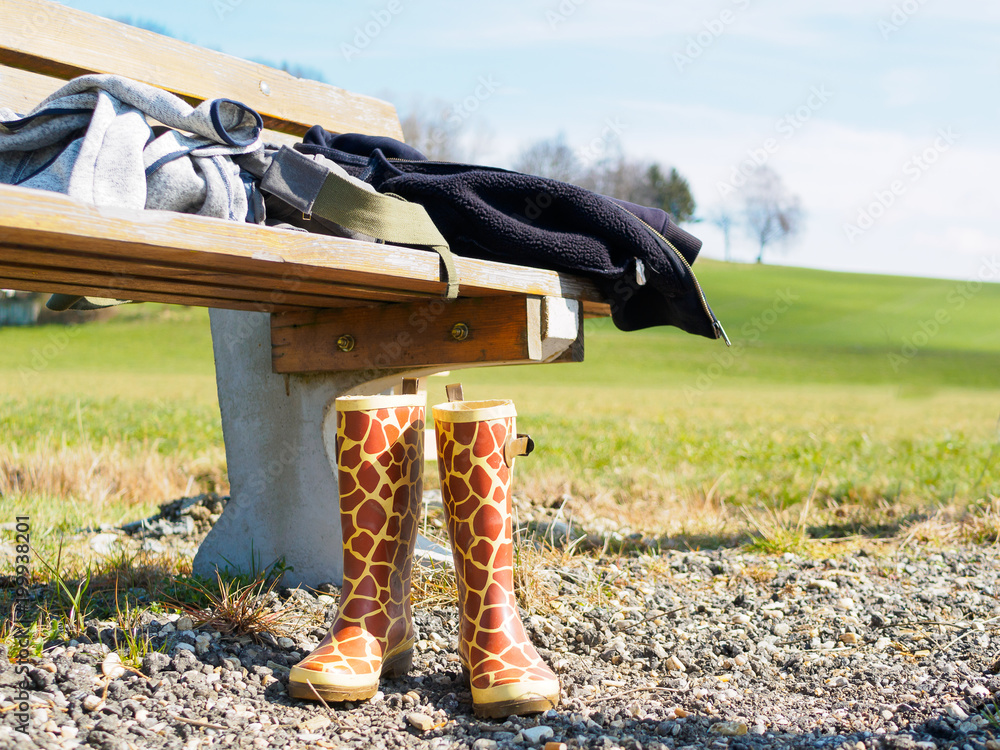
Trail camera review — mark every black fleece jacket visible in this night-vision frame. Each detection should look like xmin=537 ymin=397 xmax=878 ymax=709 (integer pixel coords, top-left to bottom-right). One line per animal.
xmin=298 ymin=128 xmax=724 ymax=339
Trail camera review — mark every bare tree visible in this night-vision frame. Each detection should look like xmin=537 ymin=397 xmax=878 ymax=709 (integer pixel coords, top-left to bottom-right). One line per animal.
xmin=513 ymin=135 xmax=697 ymax=223
xmin=743 ymin=166 xmax=803 ymax=264
xmin=706 ymin=201 xmax=738 ymax=261
xmin=398 ymin=100 xmax=467 ymax=161
xmin=578 ymin=153 xmax=645 ymax=202
xmin=512 ymin=133 xmax=580 ymax=182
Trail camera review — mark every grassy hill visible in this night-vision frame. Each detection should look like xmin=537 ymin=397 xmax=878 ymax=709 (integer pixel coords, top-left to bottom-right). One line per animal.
xmin=2 ymin=261 xmax=998 ymax=539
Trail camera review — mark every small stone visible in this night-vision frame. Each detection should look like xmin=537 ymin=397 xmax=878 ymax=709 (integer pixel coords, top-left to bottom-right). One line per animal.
xmin=89 ymin=532 xmax=121 ymax=555
xmin=751 ymin=724 xmax=767 ymax=735
xmin=278 ymin=637 xmax=295 ymax=649
xmin=839 ymin=632 xmax=860 ymax=645
xmin=175 ymin=616 xmax=194 ymax=632
xmin=544 ymin=743 xmax=568 ymax=750
xmin=664 ymin=655 xmax=686 ymax=672
xmin=808 ymin=579 xmax=838 ymax=591
xmin=829 ymin=676 xmax=850 ymax=688
xmin=300 ymin=715 xmax=331 ymax=732
xmin=520 ymin=726 xmax=555 ymax=744
xmin=985 ymin=741 xmax=1000 ymax=750
xmin=81 ymin=695 xmax=104 ymax=712
xmin=473 ymin=740 xmax=499 ymax=750
xmin=709 ymin=721 xmax=748 ymax=736
xmin=732 ymin=614 xmax=751 ymax=625
xmin=406 ymin=712 xmax=435 ymax=732
xmin=773 ymin=623 xmax=791 ymax=637
xmin=874 ymin=637 xmax=893 ymax=650
xmin=222 ymin=657 xmax=242 ymax=671
xmin=945 ymin=703 xmax=969 ymax=720
xmin=174 ymin=642 xmax=196 ymax=653
xmin=101 ymin=652 xmax=126 ymax=680
xmin=142 ymin=651 xmax=171 ymax=676
xmin=265 ymin=661 xmax=290 ymax=680
xmin=195 ymin=634 xmax=212 ymax=655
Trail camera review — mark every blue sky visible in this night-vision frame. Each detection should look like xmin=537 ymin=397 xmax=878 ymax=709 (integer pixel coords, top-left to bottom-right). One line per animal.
xmin=61 ymin=0 xmax=998 ymax=282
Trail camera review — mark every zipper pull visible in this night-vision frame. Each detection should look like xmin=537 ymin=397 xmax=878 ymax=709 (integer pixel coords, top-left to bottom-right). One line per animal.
xmin=715 ymin=319 xmax=731 ymax=346
xmin=634 ymin=258 xmax=647 ymax=286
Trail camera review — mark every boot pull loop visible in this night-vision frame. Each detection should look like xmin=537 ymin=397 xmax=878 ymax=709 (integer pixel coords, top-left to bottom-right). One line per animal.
xmin=504 ymin=434 xmax=534 ymax=466
xmin=445 ymin=383 xmax=464 ymax=402
xmin=401 ymin=378 xmax=420 ymax=395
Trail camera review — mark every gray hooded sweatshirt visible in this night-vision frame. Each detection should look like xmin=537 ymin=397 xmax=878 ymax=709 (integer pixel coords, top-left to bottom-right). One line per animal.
xmin=0 ymin=74 xmax=263 ymax=221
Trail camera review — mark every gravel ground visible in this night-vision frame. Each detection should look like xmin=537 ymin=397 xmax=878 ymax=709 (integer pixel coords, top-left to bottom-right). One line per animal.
xmin=4 ymin=496 xmax=1000 ymax=750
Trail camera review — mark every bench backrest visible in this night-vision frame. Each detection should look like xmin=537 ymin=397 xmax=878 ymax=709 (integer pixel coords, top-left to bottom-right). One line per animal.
xmin=0 ymin=0 xmax=403 ymax=143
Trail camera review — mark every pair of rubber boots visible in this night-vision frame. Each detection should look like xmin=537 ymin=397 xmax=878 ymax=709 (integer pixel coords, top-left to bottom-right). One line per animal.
xmin=287 ymin=382 xmax=559 ymax=719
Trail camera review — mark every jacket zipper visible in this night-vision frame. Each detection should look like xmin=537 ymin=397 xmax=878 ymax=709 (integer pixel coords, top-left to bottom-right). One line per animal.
xmin=616 ymin=205 xmax=730 ymax=345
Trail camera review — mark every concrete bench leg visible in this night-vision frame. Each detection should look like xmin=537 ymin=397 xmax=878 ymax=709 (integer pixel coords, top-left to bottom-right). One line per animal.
xmin=193 ymin=309 xmax=437 ymax=588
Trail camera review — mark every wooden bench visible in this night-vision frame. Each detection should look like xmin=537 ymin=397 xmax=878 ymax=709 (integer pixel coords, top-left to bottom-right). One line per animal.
xmin=0 ymin=0 xmax=609 ymax=585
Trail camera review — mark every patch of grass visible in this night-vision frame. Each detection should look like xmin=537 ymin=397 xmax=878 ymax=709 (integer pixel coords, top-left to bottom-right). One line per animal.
xmin=982 ymin=702 xmax=1000 ymax=731
xmin=411 ymin=562 xmax=457 ymax=610
xmin=742 ymin=502 xmax=816 ymax=557
xmin=113 ymin=584 xmax=165 ymax=670
xmin=0 ymin=534 xmax=301 ymax=661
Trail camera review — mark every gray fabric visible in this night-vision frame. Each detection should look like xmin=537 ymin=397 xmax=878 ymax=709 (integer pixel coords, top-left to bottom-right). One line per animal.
xmin=0 ymin=74 xmax=263 ymax=220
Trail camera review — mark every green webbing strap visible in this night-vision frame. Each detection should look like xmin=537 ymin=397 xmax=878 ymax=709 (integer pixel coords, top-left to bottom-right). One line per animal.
xmin=263 ymin=146 xmax=459 ymax=299
xmin=312 ymin=174 xmax=458 ymax=299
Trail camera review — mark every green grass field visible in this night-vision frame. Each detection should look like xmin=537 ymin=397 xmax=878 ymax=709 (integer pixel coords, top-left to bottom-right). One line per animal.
xmin=2 ymin=261 xmax=999 ymax=544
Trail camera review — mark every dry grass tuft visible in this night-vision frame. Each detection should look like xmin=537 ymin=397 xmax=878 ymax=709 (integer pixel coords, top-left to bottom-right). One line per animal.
xmin=957 ymin=495 xmax=1000 ymax=545
xmin=411 ymin=562 xmax=458 ymax=609
xmin=174 ymin=572 xmax=298 ymax=641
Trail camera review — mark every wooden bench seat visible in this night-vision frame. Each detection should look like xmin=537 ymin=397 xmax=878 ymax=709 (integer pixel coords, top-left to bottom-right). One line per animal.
xmin=1 ymin=0 xmax=609 ymax=585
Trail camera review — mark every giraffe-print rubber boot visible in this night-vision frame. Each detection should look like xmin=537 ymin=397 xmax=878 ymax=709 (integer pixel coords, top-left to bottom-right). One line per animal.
xmin=287 ymin=392 xmax=424 ymax=703
xmin=433 ymin=393 xmax=561 ymax=718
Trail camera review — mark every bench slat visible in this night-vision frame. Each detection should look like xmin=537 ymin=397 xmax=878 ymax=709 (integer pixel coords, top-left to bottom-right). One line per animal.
xmin=0 ymin=0 xmax=403 ymax=139
xmin=0 ymin=246 xmax=422 ymax=307
xmin=0 ymin=255 xmax=380 ymax=311
xmin=0 ymin=185 xmax=606 ymax=308
xmin=0 ymin=275 xmax=304 ymax=313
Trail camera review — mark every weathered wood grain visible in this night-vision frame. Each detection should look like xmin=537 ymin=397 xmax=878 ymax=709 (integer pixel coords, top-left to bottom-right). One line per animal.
xmin=0 ymin=0 xmax=403 ymax=138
